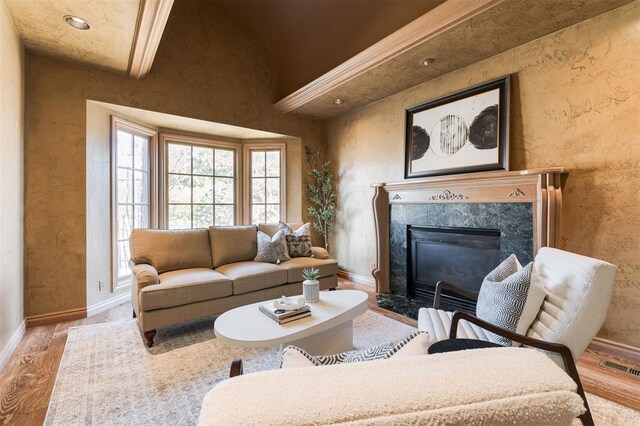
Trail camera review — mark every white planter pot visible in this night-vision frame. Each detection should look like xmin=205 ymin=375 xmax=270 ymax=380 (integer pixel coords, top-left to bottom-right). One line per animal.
xmin=303 ymin=279 xmax=320 ymax=302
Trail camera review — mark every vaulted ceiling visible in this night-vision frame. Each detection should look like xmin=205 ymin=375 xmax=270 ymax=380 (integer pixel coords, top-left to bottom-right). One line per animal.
xmin=214 ymin=0 xmax=445 ymax=98
xmin=5 ymin=0 xmax=635 ymax=118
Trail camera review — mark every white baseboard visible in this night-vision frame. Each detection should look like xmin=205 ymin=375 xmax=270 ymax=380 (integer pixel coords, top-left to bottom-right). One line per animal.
xmin=0 ymin=320 xmax=26 ymax=374
xmin=337 ymin=269 xmax=376 ymax=287
xmin=87 ymin=293 xmax=131 ymax=317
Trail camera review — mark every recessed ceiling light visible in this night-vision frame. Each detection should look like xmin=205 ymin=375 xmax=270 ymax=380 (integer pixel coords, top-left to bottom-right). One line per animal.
xmin=422 ymin=58 xmax=436 ymax=66
xmin=333 ymin=98 xmax=344 ymax=105
xmin=64 ymin=15 xmax=91 ymax=30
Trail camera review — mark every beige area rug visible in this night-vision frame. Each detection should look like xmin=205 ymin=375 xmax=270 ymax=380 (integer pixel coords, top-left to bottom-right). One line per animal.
xmin=45 ymin=311 xmax=639 ymax=425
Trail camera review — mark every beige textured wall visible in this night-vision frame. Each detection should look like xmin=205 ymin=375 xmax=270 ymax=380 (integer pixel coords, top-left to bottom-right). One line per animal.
xmin=325 ymin=3 xmax=640 ymax=346
xmin=0 ymin=0 xmax=24 ymax=357
xmin=85 ymin=102 xmax=134 ymax=310
xmin=24 ymin=1 xmax=324 ymax=317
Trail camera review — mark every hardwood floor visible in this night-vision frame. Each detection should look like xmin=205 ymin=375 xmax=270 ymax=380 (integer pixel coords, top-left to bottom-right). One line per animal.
xmin=0 ymin=303 xmax=131 ymax=425
xmin=0 ymin=280 xmax=637 ymax=425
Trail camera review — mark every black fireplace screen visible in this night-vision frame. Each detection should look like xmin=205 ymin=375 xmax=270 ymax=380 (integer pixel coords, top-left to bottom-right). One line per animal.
xmin=408 ymin=226 xmax=501 ymax=313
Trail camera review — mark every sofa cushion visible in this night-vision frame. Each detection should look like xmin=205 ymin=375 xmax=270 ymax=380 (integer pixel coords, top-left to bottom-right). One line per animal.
xmin=215 ymin=261 xmax=288 ymax=295
xmin=209 ymin=225 xmax=257 ymax=268
xmin=279 ymin=222 xmax=312 ymax=257
xmin=139 ymin=268 xmax=232 ymax=311
xmin=254 ymin=230 xmax=291 ymax=264
xmin=476 ymin=255 xmax=541 ymax=346
xmin=277 ymin=257 xmax=338 ymax=283
xmin=130 ymin=229 xmax=213 ymax=274
xmin=258 ymin=222 xmax=303 ymax=237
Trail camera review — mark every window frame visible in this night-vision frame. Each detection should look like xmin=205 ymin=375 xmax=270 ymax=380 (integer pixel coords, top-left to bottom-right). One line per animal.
xmin=110 ymin=116 xmax=158 ymax=292
xmin=158 ymin=133 xmax=243 ymax=228
xmin=243 ymin=142 xmax=287 ymax=225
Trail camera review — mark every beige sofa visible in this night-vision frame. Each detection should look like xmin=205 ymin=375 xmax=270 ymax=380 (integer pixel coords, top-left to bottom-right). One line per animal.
xmin=129 ymin=224 xmax=338 ymax=347
xmin=199 ymin=347 xmax=586 ymax=425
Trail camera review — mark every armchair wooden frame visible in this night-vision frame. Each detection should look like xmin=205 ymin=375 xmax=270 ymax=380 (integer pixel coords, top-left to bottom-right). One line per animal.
xmin=435 ymin=281 xmax=594 ymax=426
xmin=230 ymin=359 xmax=243 ymax=378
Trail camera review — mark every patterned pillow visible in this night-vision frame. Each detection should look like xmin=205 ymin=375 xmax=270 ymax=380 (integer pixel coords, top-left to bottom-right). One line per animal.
xmin=281 ymin=331 xmax=429 ymax=368
xmin=278 ymin=221 xmax=312 ymax=257
xmin=476 ymin=255 xmax=535 ymax=346
xmin=254 ymin=230 xmax=291 ymax=264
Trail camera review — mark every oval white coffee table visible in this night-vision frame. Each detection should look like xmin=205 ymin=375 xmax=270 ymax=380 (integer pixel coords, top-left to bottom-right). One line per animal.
xmin=214 ymin=290 xmax=368 ymax=355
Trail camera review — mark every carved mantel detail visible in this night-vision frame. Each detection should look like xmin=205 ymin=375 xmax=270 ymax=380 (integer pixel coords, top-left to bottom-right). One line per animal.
xmin=508 ymin=188 xmax=526 ymax=197
xmin=371 ymin=168 xmax=565 ymax=293
xmin=430 ymin=190 xmax=469 ymax=201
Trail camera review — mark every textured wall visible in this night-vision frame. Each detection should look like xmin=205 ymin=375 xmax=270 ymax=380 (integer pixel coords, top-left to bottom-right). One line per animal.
xmin=24 ymin=1 xmax=324 ymax=317
xmin=0 ymin=0 xmax=24 ymax=358
xmin=325 ymin=3 xmax=640 ymax=346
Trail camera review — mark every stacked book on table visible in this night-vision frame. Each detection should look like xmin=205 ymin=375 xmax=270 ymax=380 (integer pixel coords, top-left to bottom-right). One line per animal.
xmin=259 ymin=303 xmax=311 ymax=324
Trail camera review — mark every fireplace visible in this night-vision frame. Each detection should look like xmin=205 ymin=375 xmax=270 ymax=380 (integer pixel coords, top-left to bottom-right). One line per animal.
xmin=408 ymin=226 xmax=500 ymax=313
xmin=372 ymin=169 xmax=564 ymax=319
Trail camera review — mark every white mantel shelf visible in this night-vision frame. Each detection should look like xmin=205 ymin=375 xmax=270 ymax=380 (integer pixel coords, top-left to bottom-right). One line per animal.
xmin=371 ymin=168 xmax=565 ymax=293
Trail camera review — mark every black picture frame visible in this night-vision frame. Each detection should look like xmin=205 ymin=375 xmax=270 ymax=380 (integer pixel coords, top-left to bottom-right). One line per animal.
xmin=404 ymin=75 xmax=510 ymax=179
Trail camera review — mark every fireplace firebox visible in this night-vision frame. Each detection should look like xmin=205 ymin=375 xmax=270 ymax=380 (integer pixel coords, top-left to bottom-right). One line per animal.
xmin=407 ymin=226 xmax=501 ymax=313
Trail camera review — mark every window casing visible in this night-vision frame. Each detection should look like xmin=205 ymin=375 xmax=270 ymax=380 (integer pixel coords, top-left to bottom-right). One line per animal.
xmin=111 ymin=117 xmax=157 ymax=291
xmin=243 ymin=143 xmax=286 ymax=224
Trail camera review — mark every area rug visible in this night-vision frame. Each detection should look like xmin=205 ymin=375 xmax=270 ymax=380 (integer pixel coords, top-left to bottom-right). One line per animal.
xmin=45 ymin=310 xmax=640 ymax=425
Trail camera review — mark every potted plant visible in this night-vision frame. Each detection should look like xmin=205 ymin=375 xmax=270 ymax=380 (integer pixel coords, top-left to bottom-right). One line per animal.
xmin=305 ymin=147 xmax=336 ymax=252
xmin=302 ymin=268 xmax=320 ymax=302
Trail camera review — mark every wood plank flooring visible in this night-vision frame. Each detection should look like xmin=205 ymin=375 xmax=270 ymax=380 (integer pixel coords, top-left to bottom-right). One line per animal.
xmin=0 ymin=280 xmax=637 ymax=425
xmin=0 ymin=303 xmax=131 ymax=425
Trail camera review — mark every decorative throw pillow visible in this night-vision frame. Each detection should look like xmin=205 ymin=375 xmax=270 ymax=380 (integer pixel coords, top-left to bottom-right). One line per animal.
xmin=254 ymin=230 xmax=291 ymax=264
xmin=476 ymin=254 xmax=543 ymax=346
xmin=278 ymin=221 xmax=312 ymax=258
xmin=281 ymin=331 xmax=430 ymax=369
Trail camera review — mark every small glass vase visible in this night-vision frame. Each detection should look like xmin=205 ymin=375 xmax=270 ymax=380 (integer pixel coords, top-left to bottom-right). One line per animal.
xmin=303 ymin=279 xmax=320 ymax=302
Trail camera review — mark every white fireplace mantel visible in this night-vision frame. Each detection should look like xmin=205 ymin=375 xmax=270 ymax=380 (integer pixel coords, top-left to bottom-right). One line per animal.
xmin=371 ymin=168 xmax=565 ymax=293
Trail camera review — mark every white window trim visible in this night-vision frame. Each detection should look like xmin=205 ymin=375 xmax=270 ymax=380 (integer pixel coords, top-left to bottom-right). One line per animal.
xmin=158 ymin=133 xmax=243 ymax=228
xmin=110 ymin=116 xmax=158 ymax=293
xmin=242 ymin=142 xmax=287 ymax=225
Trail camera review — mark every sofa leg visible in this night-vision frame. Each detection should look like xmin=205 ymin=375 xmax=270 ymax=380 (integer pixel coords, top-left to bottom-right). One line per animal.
xmin=144 ymin=330 xmax=156 ymax=348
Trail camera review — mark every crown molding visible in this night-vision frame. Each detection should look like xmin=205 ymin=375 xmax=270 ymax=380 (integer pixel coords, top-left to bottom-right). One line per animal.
xmin=128 ymin=0 xmax=174 ymax=79
xmin=273 ymin=0 xmax=504 ymax=113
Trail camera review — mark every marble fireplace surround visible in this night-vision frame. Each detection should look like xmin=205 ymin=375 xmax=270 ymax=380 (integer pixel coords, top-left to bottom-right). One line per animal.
xmin=371 ymin=168 xmax=565 ymax=294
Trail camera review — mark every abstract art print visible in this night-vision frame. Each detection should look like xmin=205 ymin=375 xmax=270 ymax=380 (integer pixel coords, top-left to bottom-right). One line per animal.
xmin=404 ymin=76 xmax=510 ymax=179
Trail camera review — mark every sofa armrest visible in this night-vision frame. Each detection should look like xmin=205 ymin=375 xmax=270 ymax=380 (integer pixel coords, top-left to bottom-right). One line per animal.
xmin=130 ymin=261 xmax=160 ymax=289
xmin=311 ymin=246 xmax=330 ymax=260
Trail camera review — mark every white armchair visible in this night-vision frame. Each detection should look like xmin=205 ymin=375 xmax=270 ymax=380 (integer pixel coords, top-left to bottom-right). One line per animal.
xmin=418 ymin=247 xmax=617 ymax=426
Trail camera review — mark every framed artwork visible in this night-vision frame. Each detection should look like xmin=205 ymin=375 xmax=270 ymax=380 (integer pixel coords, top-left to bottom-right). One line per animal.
xmin=404 ymin=75 xmax=510 ymax=179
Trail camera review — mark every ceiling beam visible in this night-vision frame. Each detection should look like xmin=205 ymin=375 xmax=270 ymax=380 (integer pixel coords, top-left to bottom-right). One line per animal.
xmin=273 ymin=0 xmax=504 ymax=113
xmin=128 ymin=0 xmax=174 ymax=80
